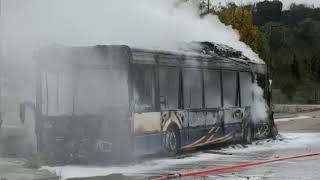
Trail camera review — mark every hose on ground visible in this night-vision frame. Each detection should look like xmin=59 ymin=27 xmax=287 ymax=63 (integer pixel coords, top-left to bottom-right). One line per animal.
xmin=151 ymin=151 xmax=320 ymax=180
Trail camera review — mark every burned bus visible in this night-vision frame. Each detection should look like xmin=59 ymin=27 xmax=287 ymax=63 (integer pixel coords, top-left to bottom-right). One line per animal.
xmin=20 ymin=43 xmax=275 ymax=164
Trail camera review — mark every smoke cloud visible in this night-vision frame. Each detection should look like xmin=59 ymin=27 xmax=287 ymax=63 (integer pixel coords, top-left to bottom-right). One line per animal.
xmin=0 ymin=0 xmax=271 ymax=157
xmin=2 ymin=0 xmax=262 ymax=64
xmin=0 ymin=0 xmax=267 ymax=131
xmin=251 ymin=81 xmax=269 ymax=123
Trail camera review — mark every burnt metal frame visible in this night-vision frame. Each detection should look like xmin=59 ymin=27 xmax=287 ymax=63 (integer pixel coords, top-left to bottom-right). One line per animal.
xmin=130 ymin=63 xmax=249 ymax=114
xmin=236 ymin=72 xmax=242 ymax=107
xmin=36 ymin=46 xmax=257 ymax=121
xmin=131 ymin=69 xmax=252 ymax=113
xmin=34 ymin=46 xmax=265 ymax=158
xmin=130 ymin=46 xmax=254 ymax=113
xmin=130 ymin=64 xmax=158 ymax=112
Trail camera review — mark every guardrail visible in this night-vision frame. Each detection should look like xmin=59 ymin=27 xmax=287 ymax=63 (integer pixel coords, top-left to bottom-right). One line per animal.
xmin=272 ymin=104 xmax=320 ymax=114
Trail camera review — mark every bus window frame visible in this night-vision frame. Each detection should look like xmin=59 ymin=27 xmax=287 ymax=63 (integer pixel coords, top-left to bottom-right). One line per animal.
xmin=130 ymin=64 xmax=253 ymax=113
xmin=239 ymin=71 xmax=255 ymax=107
xmin=131 ymin=64 xmax=157 ymax=113
xmin=203 ymin=69 xmax=222 ymax=110
xmin=158 ymin=65 xmax=181 ymax=111
xmin=221 ymin=70 xmax=242 ymax=109
xmin=182 ymin=67 xmax=204 ymax=110
xmin=130 ymin=57 xmax=255 ymax=114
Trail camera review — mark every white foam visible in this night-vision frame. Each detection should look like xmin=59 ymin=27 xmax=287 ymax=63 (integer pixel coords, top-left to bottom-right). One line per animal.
xmin=221 ymin=133 xmax=320 ymax=153
xmin=42 ymin=133 xmax=320 ymax=179
xmin=275 ymin=115 xmax=311 ymax=122
xmin=43 ymin=152 xmax=221 ymax=179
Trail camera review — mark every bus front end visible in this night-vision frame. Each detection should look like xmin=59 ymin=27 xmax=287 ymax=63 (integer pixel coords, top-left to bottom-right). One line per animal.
xmin=33 ymin=45 xmax=133 ymax=164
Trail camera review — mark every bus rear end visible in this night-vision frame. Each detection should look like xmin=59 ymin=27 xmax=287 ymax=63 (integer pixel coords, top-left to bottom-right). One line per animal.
xmin=33 ymin=45 xmax=133 ymax=164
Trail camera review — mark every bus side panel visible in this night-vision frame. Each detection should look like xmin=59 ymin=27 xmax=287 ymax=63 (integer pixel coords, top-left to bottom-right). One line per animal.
xmin=185 ymin=111 xmax=207 ymax=146
xmin=133 ymin=112 xmax=162 ymax=155
xmin=181 ymin=110 xmax=231 ymax=150
xmin=223 ymin=108 xmax=247 ymax=141
xmin=204 ymin=110 xmax=226 ymax=143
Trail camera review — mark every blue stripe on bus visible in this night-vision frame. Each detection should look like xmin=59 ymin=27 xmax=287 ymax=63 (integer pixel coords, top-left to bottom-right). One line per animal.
xmin=134 ymin=133 xmax=162 ymax=155
xmin=134 ymin=123 xmax=247 ymax=156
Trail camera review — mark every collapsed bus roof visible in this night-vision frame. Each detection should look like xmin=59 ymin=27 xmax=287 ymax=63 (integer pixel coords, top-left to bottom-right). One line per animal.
xmin=37 ymin=44 xmax=267 ymax=74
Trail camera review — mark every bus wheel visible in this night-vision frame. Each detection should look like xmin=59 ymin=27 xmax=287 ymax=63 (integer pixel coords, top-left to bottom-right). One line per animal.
xmin=164 ymin=125 xmax=180 ymax=154
xmin=243 ymin=125 xmax=253 ymax=144
xmin=269 ymin=125 xmax=278 ymax=140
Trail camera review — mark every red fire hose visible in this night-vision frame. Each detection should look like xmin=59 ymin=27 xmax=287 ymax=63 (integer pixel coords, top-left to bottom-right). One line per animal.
xmin=152 ymin=151 xmax=320 ymax=180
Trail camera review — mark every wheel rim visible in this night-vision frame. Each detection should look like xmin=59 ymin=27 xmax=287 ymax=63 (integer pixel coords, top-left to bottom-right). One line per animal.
xmin=246 ymin=127 xmax=252 ymax=142
xmin=169 ymin=131 xmax=177 ymax=152
xmin=166 ymin=130 xmax=177 ymax=152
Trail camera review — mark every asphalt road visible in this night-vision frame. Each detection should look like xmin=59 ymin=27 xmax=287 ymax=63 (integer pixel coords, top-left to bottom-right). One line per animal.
xmin=48 ymin=110 xmax=320 ymax=180
xmin=156 ymin=111 xmax=320 ymax=180
xmin=1 ymin=111 xmax=319 ymax=180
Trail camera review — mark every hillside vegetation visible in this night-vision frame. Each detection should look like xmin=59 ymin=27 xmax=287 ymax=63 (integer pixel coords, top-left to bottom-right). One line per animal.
xmin=216 ymin=1 xmax=320 ymax=104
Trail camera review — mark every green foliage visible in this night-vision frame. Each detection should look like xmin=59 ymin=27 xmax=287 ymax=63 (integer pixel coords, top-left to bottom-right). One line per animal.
xmin=218 ymin=4 xmax=267 ymax=56
xmin=216 ymin=2 xmax=320 ymax=104
xmin=305 ymin=53 xmax=320 ymax=82
xmin=280 ymin=82 xmax=296 ymax=101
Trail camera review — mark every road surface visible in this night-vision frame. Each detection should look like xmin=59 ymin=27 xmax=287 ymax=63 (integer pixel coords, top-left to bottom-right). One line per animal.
xmin=43 ymin=110 xmax=320 ymax=180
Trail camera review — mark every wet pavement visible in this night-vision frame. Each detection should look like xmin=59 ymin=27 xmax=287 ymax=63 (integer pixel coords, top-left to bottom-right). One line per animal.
xmin=0 ymin=157 xmax=59 ymax=180
xmin=149 ymin=133 xmax=320 ymax=180
xmin=44 ymin=111 xmax=320 ymax=180
xmin=44 ymin=133 xmax=320 ymax=180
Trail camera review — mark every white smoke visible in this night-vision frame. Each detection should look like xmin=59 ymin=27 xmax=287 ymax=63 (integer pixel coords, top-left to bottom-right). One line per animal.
xmin=0 ymin=0 xmax=266 ymax=126
xmin=251 ymin=81 xmax=269 ymax=123
xmin=2 ymin=0 xmax=262 ymax=64
xmin=0 ymin=0 xmax=271 ymax=156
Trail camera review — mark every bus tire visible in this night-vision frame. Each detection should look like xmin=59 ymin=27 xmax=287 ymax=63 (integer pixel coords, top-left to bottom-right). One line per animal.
xmin=243 ymin=125 xmax=253 ymax=144
xmin=270 ymin=125 xmax=278 ymax=140
xmin=164 ymin=124 xmax=181 ymax=155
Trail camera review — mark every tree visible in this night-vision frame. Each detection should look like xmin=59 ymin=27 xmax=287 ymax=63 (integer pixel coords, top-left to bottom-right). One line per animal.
xmin=218 ymin=4 xmax=267 ymax=56
xmin=291 ymin=54 xmax=301 ymax=80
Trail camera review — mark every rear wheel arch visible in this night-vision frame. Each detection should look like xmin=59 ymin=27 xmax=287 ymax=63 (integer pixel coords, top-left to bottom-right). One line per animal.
xmin=163 ymin=118 xmax=182 ymax=132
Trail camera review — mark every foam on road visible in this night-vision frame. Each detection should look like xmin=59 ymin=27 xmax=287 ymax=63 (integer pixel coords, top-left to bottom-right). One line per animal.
xmin=42 ymin=133 xmax=320 ymax=180
xmin=275 ymin=116 xmax=311 ymax=122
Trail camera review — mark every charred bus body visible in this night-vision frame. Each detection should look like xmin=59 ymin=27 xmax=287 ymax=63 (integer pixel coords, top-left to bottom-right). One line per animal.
xmin=23 ymin=43 xmax=274 ymax=164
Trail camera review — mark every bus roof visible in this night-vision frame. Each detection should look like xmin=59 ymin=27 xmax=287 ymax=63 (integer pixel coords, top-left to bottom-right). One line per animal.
xmin=37 ymin=44 xmax=267 ymax=74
